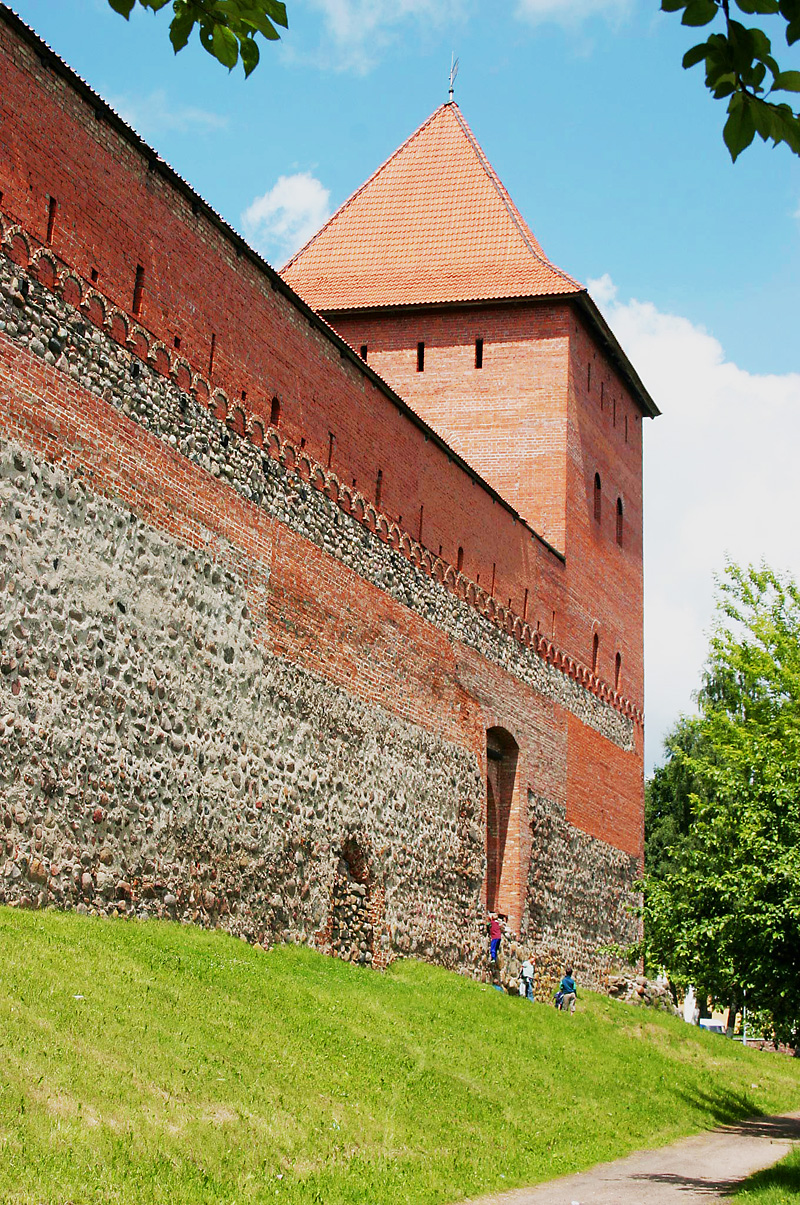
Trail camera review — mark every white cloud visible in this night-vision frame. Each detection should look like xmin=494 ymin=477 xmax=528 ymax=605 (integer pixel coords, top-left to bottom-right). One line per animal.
xmin=516 ymin=0 xmax=633 ymax=27
xmin=109 ymin=89 xmax=228 ymax=137
xmin=589 ymin=274 xmax=800 ymax=773
xmin=242 ymin=172 xmax=331 ymax=265
xmin=290 ymin=0 xmax=466 ymax=73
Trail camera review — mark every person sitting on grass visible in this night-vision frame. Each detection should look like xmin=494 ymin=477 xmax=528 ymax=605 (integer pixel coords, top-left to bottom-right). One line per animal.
xmin=558 ymin=967 xmax=577 ymax=1014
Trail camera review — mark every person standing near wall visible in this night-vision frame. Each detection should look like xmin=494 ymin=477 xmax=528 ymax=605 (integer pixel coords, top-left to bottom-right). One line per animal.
xmin=519 ymin=956 xmax=535 ymax=1000
xmin=488 ymin=913 xmax=502 ymax=963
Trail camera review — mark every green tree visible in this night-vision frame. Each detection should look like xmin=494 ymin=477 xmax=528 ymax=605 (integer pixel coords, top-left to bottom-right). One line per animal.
xmin=644 ymin=563 xmax=800 ymax=1045
xmin=645 ymin=716 xmax=708 ymax=881
xmin=107 ymin=0 xmax=287 ymax=76
xmin=662 ymin=0 xmax=800 ymax=159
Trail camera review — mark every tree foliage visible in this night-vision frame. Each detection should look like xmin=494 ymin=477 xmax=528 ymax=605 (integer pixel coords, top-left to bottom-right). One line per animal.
xmin=662 ymin=0 xmax=800 ymax=159
xmin=106 ymin=0 xmax=288 ymax=76
xmin=644 ymin=563 xmax=800 ymax=1043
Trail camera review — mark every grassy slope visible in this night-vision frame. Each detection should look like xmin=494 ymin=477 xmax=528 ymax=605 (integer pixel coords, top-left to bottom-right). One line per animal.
xmin=1 ymin=909 xmax=800 ymax=1205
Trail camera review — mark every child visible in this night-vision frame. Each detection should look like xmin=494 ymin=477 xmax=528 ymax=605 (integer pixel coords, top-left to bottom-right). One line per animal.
xmin=558 ymin=966 xmax=577 ymax=1014
xmin=488 ymin=913 xmax=502 ymax=963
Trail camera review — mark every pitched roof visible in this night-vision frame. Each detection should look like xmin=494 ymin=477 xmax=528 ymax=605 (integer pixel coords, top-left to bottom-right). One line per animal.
xmin=280 ymin=102 xmax=581 ymax=310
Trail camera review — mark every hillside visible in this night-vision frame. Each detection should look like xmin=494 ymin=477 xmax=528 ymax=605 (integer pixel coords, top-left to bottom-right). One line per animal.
xmin=1 ymin=908 xmax=799 ymax=1204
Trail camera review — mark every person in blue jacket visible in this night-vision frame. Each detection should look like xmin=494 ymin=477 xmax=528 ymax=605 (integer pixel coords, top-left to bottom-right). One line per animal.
xmin=558 ymin=967 xmax=577 ymax=1013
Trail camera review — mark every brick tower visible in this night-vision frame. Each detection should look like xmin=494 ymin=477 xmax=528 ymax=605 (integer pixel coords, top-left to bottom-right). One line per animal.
xmin=282 ymin=102 xmax=658 ymax=713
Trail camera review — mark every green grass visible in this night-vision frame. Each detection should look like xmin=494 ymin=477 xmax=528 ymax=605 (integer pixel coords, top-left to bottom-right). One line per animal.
xmin=2 ymin=908 xmax=800 ymax=1204
xmin=734 ymin=1148 xmax=800 ymax=1203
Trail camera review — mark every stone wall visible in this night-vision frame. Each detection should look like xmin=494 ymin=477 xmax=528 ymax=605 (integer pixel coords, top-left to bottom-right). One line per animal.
xmin=524 ymin=790 xmax=641 ymax=991
xmin=0 ymin=435 xmax=488 ymax=968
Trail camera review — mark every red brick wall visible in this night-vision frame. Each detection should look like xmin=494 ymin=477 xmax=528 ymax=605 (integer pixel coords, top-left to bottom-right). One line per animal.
xmin=0 ymin=8 xmax=645 ymax=911
xmin=330 ymin=302 xmax=645 ymax=706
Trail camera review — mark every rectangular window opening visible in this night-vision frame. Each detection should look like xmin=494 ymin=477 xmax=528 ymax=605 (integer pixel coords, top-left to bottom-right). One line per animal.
xmin=490 ymin=562 xmax=496 ymax=597
xmin=625 ymin=415 xmax=629 ymax=443
xmin=417 ymin=341 xmax=425 ymax=373
xmin=523 ymin=588 xmax=529 ymax=621
xmin=208 ymin=332 xmax=216 ymax=377
xmin=359 ymin=344 xmax=368 ymax=361
xmin=46 ymin=195 xmax=57 ymax=245
xmin=173 ymin=335 xmax=181 ymax=351
xmin=132 ymin=264 xmax=145 ymax=316
xmin=327 ymin=432 xmax=335 ymax=469
xmin=613 ymin=399 xmax=617 ymax=427
xmin=475 ymin=337 xmax=483 ymax=369
xmin=375 ymin=469 xmax=383 ymax=510
xmin=417 ymin=504 xmax=424 ymax=544
xmin=90 ymin=268 xmax=99 ymax=284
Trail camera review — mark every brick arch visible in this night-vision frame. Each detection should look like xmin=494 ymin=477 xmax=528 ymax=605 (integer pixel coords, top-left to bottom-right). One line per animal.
xmin=485 ymin=726 xmax=520 ymax=930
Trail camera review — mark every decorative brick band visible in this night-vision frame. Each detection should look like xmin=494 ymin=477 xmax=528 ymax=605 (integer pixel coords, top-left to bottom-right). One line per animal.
xmin=0 ymin=215 xmax=641 ymax=736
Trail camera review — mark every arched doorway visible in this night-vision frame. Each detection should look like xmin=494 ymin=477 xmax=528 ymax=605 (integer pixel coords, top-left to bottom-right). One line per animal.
xmin=485 ymin=727 xmax=519 ymax=921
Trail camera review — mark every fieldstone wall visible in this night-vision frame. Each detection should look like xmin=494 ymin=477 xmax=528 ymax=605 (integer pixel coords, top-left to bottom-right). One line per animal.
xmin=523 ymin=790 xmax=641 ymax=993
xmin=0 ymin=246 xmax=643 ymax=984
xmin=0 ymin=436 xmax=490 ymax=967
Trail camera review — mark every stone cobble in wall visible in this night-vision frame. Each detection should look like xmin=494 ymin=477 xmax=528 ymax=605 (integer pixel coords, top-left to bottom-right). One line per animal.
xmin=0 ymin=437 xmax=490 ymax=969
xmin=524 ymin=790 xmax=641 ymax=993
xmin=0 ymin=254 xmax=634 ymax=752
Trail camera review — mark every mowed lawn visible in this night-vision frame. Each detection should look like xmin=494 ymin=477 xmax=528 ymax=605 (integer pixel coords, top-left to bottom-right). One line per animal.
xmin=2 ymin=908 xmax=800 ymax=1204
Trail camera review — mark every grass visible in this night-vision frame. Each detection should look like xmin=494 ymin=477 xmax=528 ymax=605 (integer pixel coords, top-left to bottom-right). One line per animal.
xmin=1 ymin=908 xmax=800 ymax=1205
xmin=734 ymin=1148 xmax=800 ymax=1204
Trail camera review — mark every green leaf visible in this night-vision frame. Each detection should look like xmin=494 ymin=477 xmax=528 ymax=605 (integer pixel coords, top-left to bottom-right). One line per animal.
xmin=662 ymin=0 xmax=690 ymax=10
xmin=789 ymin=16 xmax=800 ymax=43
xmin=682 ymin=0 xmax=720 ymax=24
xmin=107 ymin=0 xmax=135 ymax=16
xmin=774 ymin=68 xmax=800 ymax=89
xmin=140 ymin=0 xmax=172 ymax=10
xmin=212 ymin=22 xmax=240 ymax=69
xmin=683 ymin=40 xmax=710 ymax=67
xmin=169 ymin=11 xmax=195 ymax=52
xmin=240 ymin=35 xmax=260 ymax=76
xmin=734 ymin=0 xmax=779 ymax=12
xmin=724 ymin=92 xmax=757 ymax=158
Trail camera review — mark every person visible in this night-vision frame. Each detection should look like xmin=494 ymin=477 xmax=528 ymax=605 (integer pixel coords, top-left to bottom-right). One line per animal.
xmin=558 ymin=966 xmax=577 ymax=1014
xmin=488 ymin=913 xmax=502 ymax=963
xmin=519 ymin=956 xmax=535 ymax=1001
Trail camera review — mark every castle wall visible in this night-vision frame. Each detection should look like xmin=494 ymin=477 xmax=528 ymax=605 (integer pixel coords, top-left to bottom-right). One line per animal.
xmin=0 ymin=5 xmax=644 ymax=985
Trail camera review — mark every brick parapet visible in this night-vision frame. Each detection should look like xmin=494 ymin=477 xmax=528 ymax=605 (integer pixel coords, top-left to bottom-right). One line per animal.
xmin=0 ymin=231 xmax=642 ymax=733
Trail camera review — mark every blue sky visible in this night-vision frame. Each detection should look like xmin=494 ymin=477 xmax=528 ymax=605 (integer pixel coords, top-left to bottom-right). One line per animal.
xmin=8 ymin=0 xmax=800 ymax=768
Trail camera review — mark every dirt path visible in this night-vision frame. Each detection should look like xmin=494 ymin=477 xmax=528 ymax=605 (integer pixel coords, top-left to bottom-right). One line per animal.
xmin=462 ymin=1112 xmax=800 ymax=1205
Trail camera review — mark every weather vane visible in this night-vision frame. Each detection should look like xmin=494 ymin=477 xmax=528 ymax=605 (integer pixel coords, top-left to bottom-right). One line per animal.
xmin=448 ymin=52 xmax=459 ymax=104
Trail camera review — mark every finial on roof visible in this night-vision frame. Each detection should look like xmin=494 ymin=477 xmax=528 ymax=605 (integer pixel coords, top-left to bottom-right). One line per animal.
xmin=448 ymin=52 xmax=459 ymax=104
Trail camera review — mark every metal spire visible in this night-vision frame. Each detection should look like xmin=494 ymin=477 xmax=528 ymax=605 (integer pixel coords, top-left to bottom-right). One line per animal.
xmin=448 ymin=52 xmax=459 ymax=104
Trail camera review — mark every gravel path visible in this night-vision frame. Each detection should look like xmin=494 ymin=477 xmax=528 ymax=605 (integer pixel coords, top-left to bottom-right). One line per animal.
xmin=461 ymin=1112 xmax=800 ymax=1205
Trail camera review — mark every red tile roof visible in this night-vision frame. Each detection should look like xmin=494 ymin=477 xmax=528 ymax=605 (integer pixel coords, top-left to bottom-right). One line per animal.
xmin=281 ymin=102 xmax=582 ymax=310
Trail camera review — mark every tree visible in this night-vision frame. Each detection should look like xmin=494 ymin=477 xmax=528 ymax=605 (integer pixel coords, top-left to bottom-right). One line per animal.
xmin=662 ymin=0 xmax=800 ymax=159
xmin=644 ymin=563 xmax=800 ymax=1046
xmin=645 ymin=716 xmax=708 ymax=882
xmin=107 ymin=0 xmax=287 ymax=76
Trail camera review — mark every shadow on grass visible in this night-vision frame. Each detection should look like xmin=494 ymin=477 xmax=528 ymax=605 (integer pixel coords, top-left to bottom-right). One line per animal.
xmin=733 ymin=1151 xmax=800 ymax=1198
xmin=674 ymin=1084 xmax=764 ymax=1127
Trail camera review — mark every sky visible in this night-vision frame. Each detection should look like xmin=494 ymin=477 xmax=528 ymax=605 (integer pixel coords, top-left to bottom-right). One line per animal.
xmin=8 ymin=0 xmax=800 ymax=772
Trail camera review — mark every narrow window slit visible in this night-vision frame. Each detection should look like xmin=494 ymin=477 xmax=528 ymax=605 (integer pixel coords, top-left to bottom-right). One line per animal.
xmin=132 ymin=264 xmax=145 ymax=316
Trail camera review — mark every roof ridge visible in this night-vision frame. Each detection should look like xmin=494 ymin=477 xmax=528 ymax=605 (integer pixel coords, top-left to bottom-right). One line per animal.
xmin=281 ymin=102 xmax=453 ymax=273
xmin=449 ymin=106 xmax=581 ymax=293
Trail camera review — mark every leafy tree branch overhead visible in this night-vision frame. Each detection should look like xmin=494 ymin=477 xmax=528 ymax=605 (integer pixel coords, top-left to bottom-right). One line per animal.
xmin=107 ymin=0 xmax=288 ymax=76
xmin=663 ymin=0 xmax=800 ymax=158
xmin=105 ymin=1 xmax=800 ymax=161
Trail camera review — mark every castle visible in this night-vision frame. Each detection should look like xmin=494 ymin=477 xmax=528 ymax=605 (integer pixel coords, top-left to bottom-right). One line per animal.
xmin=0 ymin=4 xmax=657 ymax=987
